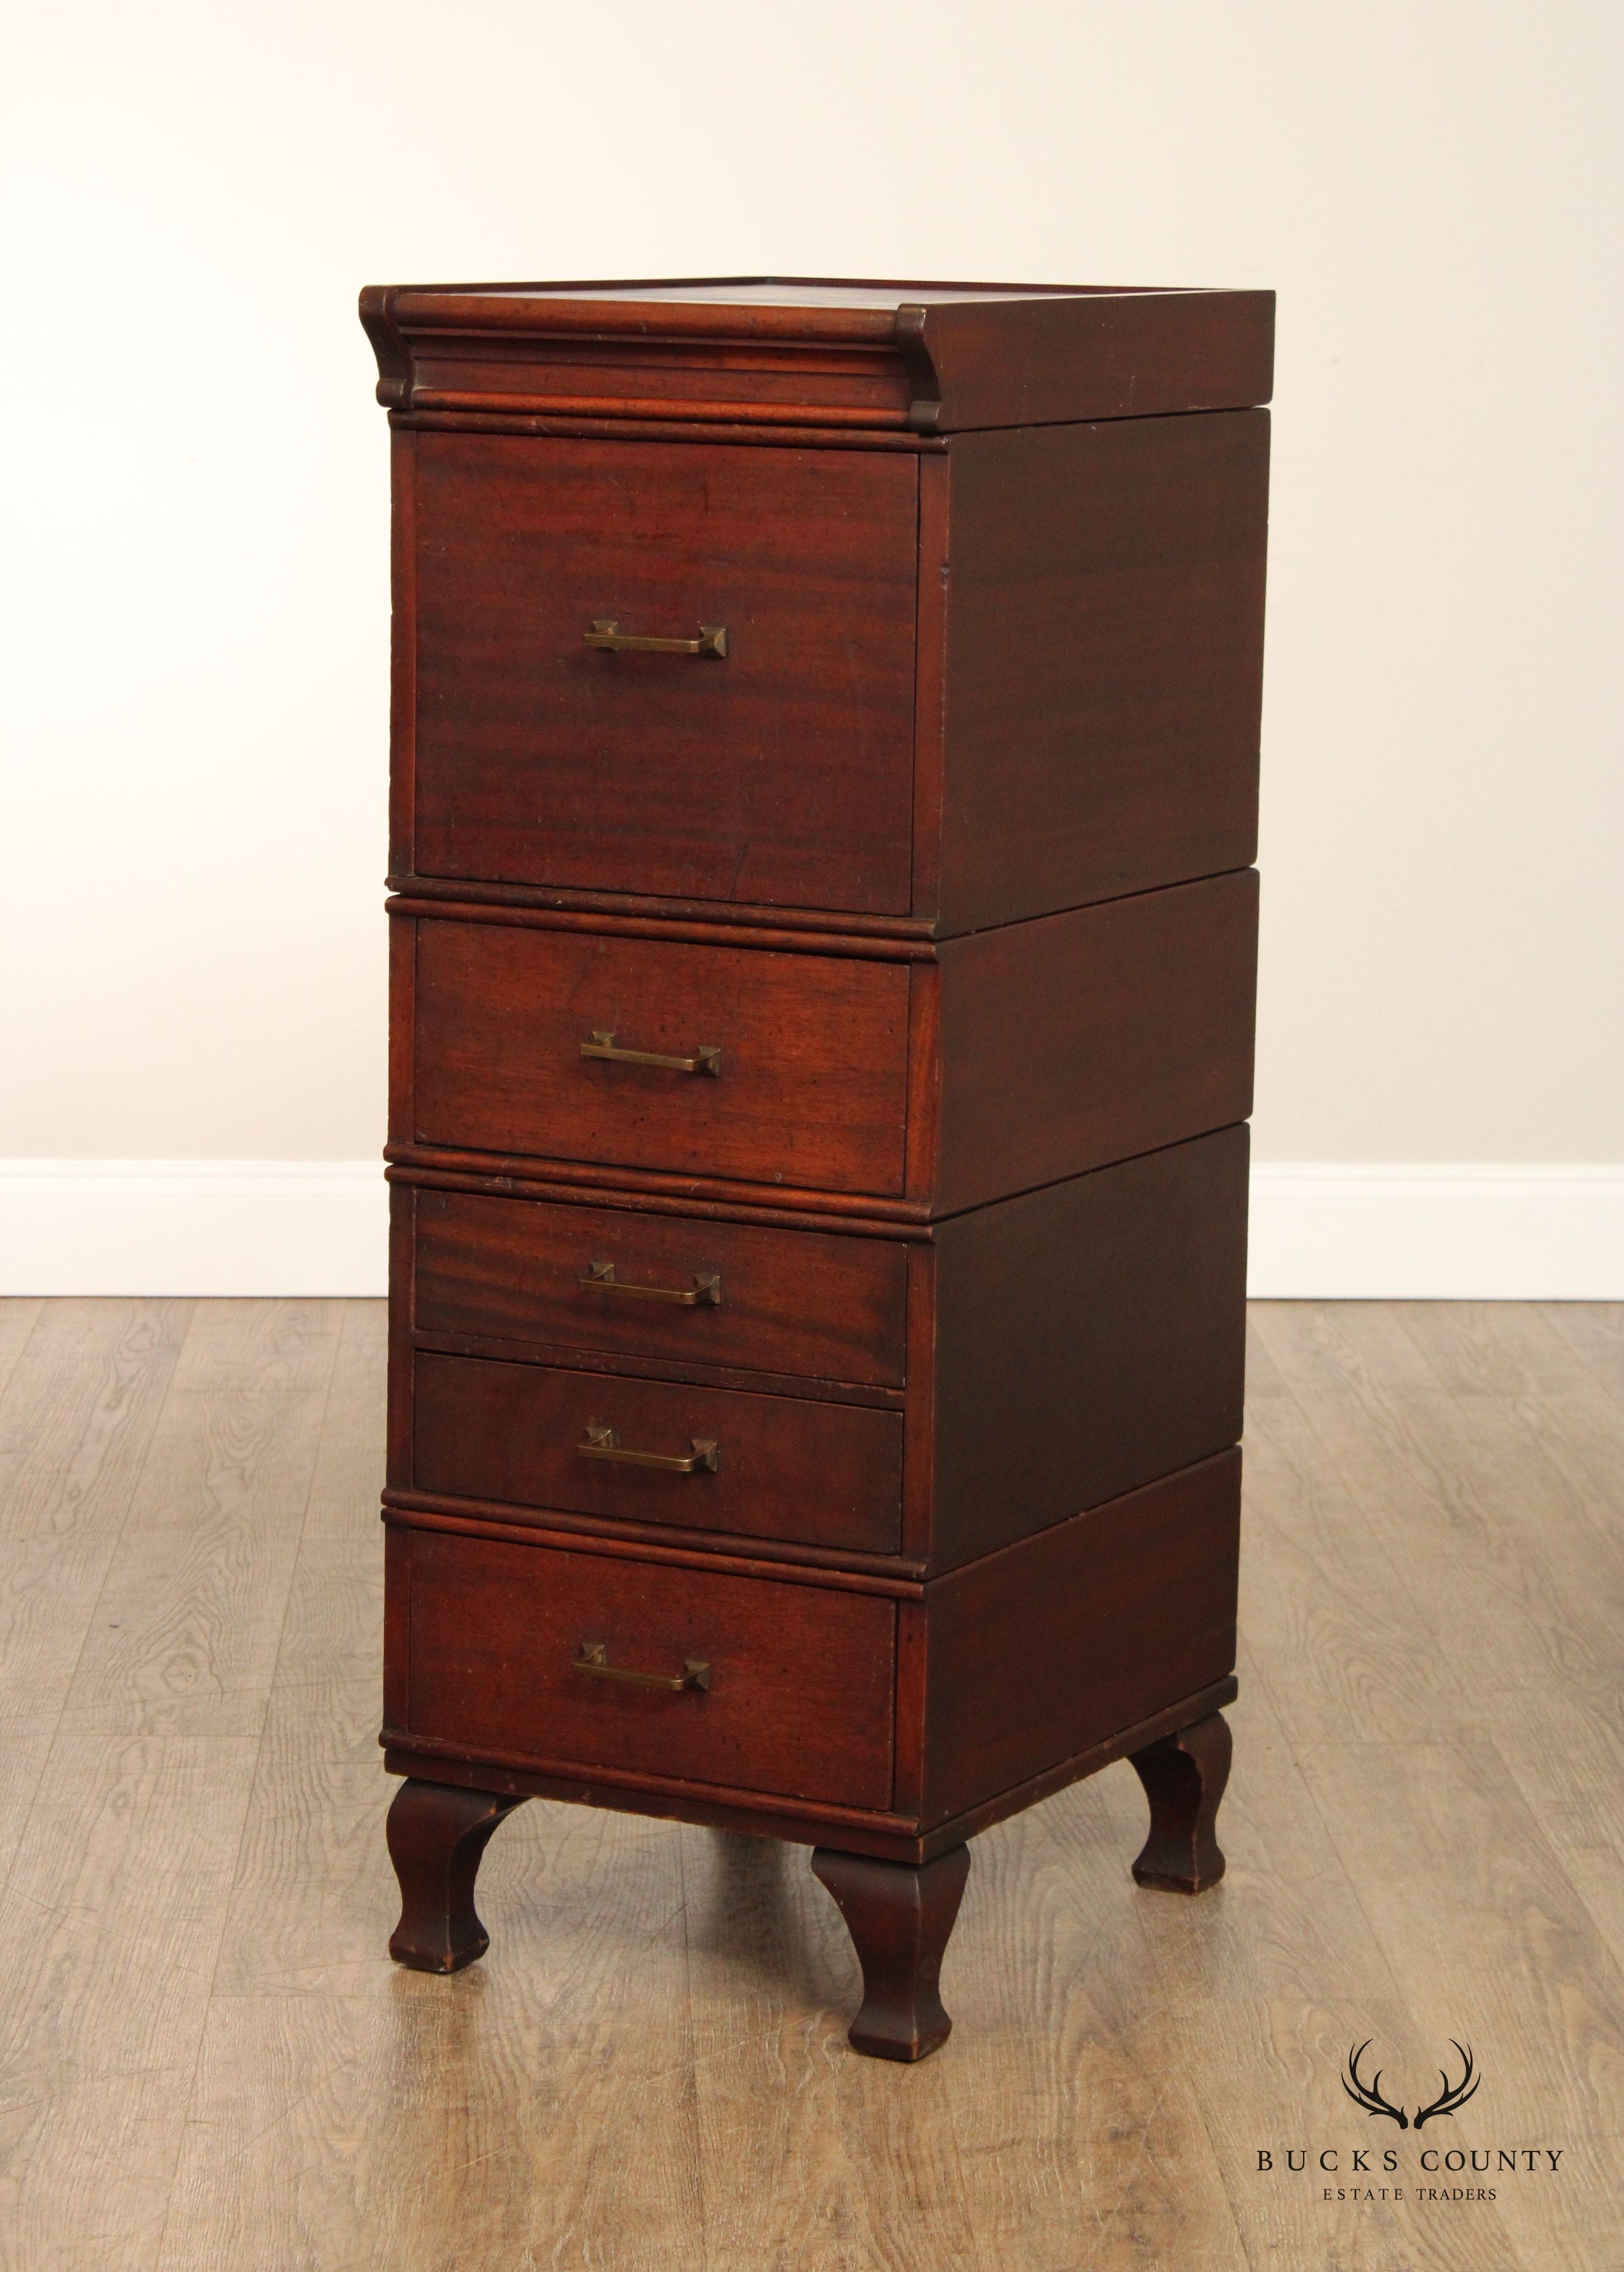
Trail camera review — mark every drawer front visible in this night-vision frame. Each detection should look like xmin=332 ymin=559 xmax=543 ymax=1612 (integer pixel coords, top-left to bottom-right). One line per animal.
xmin=411 ymin=435 xmax=918 ymax=915
xmin=399 ymin=1527 xmax=896 ymax=1809
xmin=413 ymin=1189 xmax=910 ymax=1389
xmin=413 ymin=1352 xmax=904 ymax=1555
xmin=410 ymin=918 xmax=912 ymax=1196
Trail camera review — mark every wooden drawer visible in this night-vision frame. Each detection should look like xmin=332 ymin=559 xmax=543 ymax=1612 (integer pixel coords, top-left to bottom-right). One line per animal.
xmin=410 ymin=435 xmax=918 ymax=915
xmin=413 ymin=1189 xmax=910 ymax=1388
xmin=410 ymin=918 xmax=912 ymax=1195
xmin=413 ymin=1352 xmax=904 ymax=1555
xmin=397 ymin=1527 xmax=897 ymax=1809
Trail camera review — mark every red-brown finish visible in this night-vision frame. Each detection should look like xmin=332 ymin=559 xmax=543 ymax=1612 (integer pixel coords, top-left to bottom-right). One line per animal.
xmin=934 ymin=873 xmax=1258 ymax=1214
xmin=935 ymin=413 xmax=1270 ymax=932
xmin=392 ymin=1163 xmax=930 ymax=1241
xmin=386 ymin=868 xmax=936 ymax=939
xmin=389 ymin=427 xmax=418 ymax=877
xmin=384 ymin=1501 xmax=923 ymax=1596
xmin=386 ymin=1777 xmax=528 ymax=1972
xmin=399 ymin=1526 xmax=897 ymax=1810
xmin=407 ymin=914 xmax=912 ymax=1195
xmin=412 ymin=435 xmax=918 ymax=913
xmin=396 ymin=883 xmax=1257 ymax=1218
xmin=386 ymin=1143 xmax=933 ymax=1226
xmin=410 ymin=1184 xmax=909 ymax=1387
xmin=382 ymin=1510 xmax=411 ymax=1728
xmin=386 ymin=1176 xmax=416 ymax=1491
xmin=382 ymin=1673 xmax=1238 ymax=1867
xmin=921 ymin=1678 xmax=1238 ymax=1863
xmin=396 ymin=1129 xmax=1246 ymax=1575
xmin=929 ymin=1127 xmax=1249 ymax=1568
xmin=918 ymin=1451 xmax=1242 ymax=1827
xmin=366 ymin=276 xmax=1266 ymax=2046
xmin=386 ymin=1489 xmax=911 ymax=1583
xmin=411 ymin=1349 xmax=904 ymax=1555
xmin=361 ymin=278 xmax=1274 ymax=435
xmin=810 ymin=1843 xmax=971 ymax=2062
xmin=1128 ymin=1711 xmax=1233 ymax=1894
xmin=388 ymin=891 xmax=937 ymax=959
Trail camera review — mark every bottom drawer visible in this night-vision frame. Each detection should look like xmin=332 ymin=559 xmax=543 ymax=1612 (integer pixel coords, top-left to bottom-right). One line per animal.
xmin=394 ymin=1527 xmax=897 ymax=1810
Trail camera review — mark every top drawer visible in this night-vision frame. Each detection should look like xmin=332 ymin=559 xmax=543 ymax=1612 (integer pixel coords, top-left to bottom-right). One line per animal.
xmin=408 ymin=436 xmax=920 ymax=915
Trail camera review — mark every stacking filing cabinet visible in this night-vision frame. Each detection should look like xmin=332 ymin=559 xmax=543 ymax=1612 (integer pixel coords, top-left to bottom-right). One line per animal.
xmin=361 ymin=278 xmax=1272 ymax=2060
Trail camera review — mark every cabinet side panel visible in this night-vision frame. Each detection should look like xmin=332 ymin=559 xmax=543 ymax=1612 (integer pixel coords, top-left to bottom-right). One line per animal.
xmin=389 ymin=426 xmax=417 ymax=879
xmin=938 ymin=412 xmax=1268 ymax=934
xmin=936 ymin=871 xmax=1258 ymax=1213
xmin=900 ymin=1240 xmax=937 ymax=1565
xmin=386 ymin=1181 xmax=415 ymax=1488
xmin=910 ymin=452 xmax=950 ymax=920
xmin=923 ymin=290 xmax=1275 ymax=431
xmin=921 ymin=1451 xmax=1241 ymax=1828
xmin=930 ymin=1128 xmax=1249 ymax=1571
xmin=382 ymin=1522 xmax=411 ymax=1733
xmin=388 ymin=913 xmax=415 ymax=1150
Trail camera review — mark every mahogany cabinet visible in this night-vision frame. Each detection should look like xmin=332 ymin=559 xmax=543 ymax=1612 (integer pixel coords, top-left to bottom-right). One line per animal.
xmin=364 ymin=278 xmax=1271 ymax=2060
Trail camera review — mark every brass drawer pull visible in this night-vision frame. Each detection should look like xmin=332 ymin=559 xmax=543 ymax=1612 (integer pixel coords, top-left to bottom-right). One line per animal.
xmin=584 ymin=618 xmax=728 ymax=659
xmin=574 ymin=1639 xmax=711 ymax=1692
xmin=581 ymin=1260 xmax=722 ymax=1307
xmin=581 ymin=1029 xmax=722 ymax=1076
xmin=578 ymin=1419 xmax=720 ymax=1473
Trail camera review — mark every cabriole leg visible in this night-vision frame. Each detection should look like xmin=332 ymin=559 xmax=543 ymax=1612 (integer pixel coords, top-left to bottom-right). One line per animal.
xmin=1128 ymin=1710 xmax=1232 ymax=1894
xmin=810 ymin=1843 xmax=971 ymax=2062
xmin=386 ymin=1777 xmax=528 ymax=1972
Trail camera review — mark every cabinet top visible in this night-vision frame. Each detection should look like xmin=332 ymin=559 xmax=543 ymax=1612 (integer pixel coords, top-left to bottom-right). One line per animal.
xmin=360 ymin=275 xmax=1273 ymax=436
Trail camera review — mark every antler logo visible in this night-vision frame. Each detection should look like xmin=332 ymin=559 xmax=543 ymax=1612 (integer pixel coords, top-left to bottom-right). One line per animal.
xmin=1414 ymin=2041 xmax=1480 ymax=2128
xmin=1343 ymin=2041 xmax=1408 ymax=2128
xmin=1342 ymin=2040 xmax=1480 ymax=2130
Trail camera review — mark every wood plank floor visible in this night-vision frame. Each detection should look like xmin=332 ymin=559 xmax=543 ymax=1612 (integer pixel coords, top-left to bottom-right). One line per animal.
xmin=1 ymin=1298 xmax=1621 ymax=2270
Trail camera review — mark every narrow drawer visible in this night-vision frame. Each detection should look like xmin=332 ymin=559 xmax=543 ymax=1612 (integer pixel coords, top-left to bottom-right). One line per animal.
xmin=413 ymin=1352 xmax=904 ymax=1555
xmin=410 ymin=918 xmax=912 ymax=1196
xmin=398 ymin=1527 xmax=896 ymax=1809
xmin=412 ymin=1189 xmax=910 ymax=1389
xmin=411 ymin=435 xmax=918 ymax=915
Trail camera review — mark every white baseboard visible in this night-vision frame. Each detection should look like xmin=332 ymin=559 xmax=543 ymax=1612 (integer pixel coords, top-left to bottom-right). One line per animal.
xmin=1247 ymin=1164 xmax=1624 ymax=1299
xmin=1 ymin=1159 xmax=1621 ymax=1300
xmin=0 ymin=1161 xmax=389 ymax=1296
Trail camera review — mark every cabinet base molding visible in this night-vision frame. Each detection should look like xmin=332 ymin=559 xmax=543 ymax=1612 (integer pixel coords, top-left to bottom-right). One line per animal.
xmin=385 ymin=1701 xmax=1233 ymax=2053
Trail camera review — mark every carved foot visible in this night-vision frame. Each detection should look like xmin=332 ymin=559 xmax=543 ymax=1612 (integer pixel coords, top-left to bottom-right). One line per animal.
xmin=1128 ymin=1710 xmax=1232 ymax=1894
xmin=386 ymin=1777 xmax=528 ymax=1972
xmin=811 ymin=1843 xmax=971 ymax=2062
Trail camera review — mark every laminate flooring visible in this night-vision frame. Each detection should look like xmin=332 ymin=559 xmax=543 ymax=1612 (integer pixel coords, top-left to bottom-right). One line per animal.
xmin=1 ymin=1298 xmax=1621 ymax=2270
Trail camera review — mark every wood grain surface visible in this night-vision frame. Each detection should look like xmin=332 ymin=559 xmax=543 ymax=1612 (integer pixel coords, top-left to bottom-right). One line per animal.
xmin=363 ymin=278 xmax=1274 ymax=437
xmin=408 ymin=913 xmax=913 ymax=1195
xmin=410 ymin=1184 xmax=911 ymax=1386
xmin=2 ymin=1296 xmax=1622 ymax=2269
xmin=933 ymin=871 xmax=1258 ymax=1212
xmin=929 ymin=1126 xmax=1249 ymax=1568
xmin=411 ymin=1348 xmax=904 ymax=1554
xmin=920 ymin=1454 xmax=1240 ymax=1824
xmin=412 ymin=433 xmax=918 ymax=912
xmin=399 ymin=1525 xmax=898 ymax=1809
xmin=935 ymin=411 xmax=1269 ymax=932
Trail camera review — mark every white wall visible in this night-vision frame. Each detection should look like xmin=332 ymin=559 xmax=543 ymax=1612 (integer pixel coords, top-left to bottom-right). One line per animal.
xmin=3 ymin=1 xmax=1620 ymax=1291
